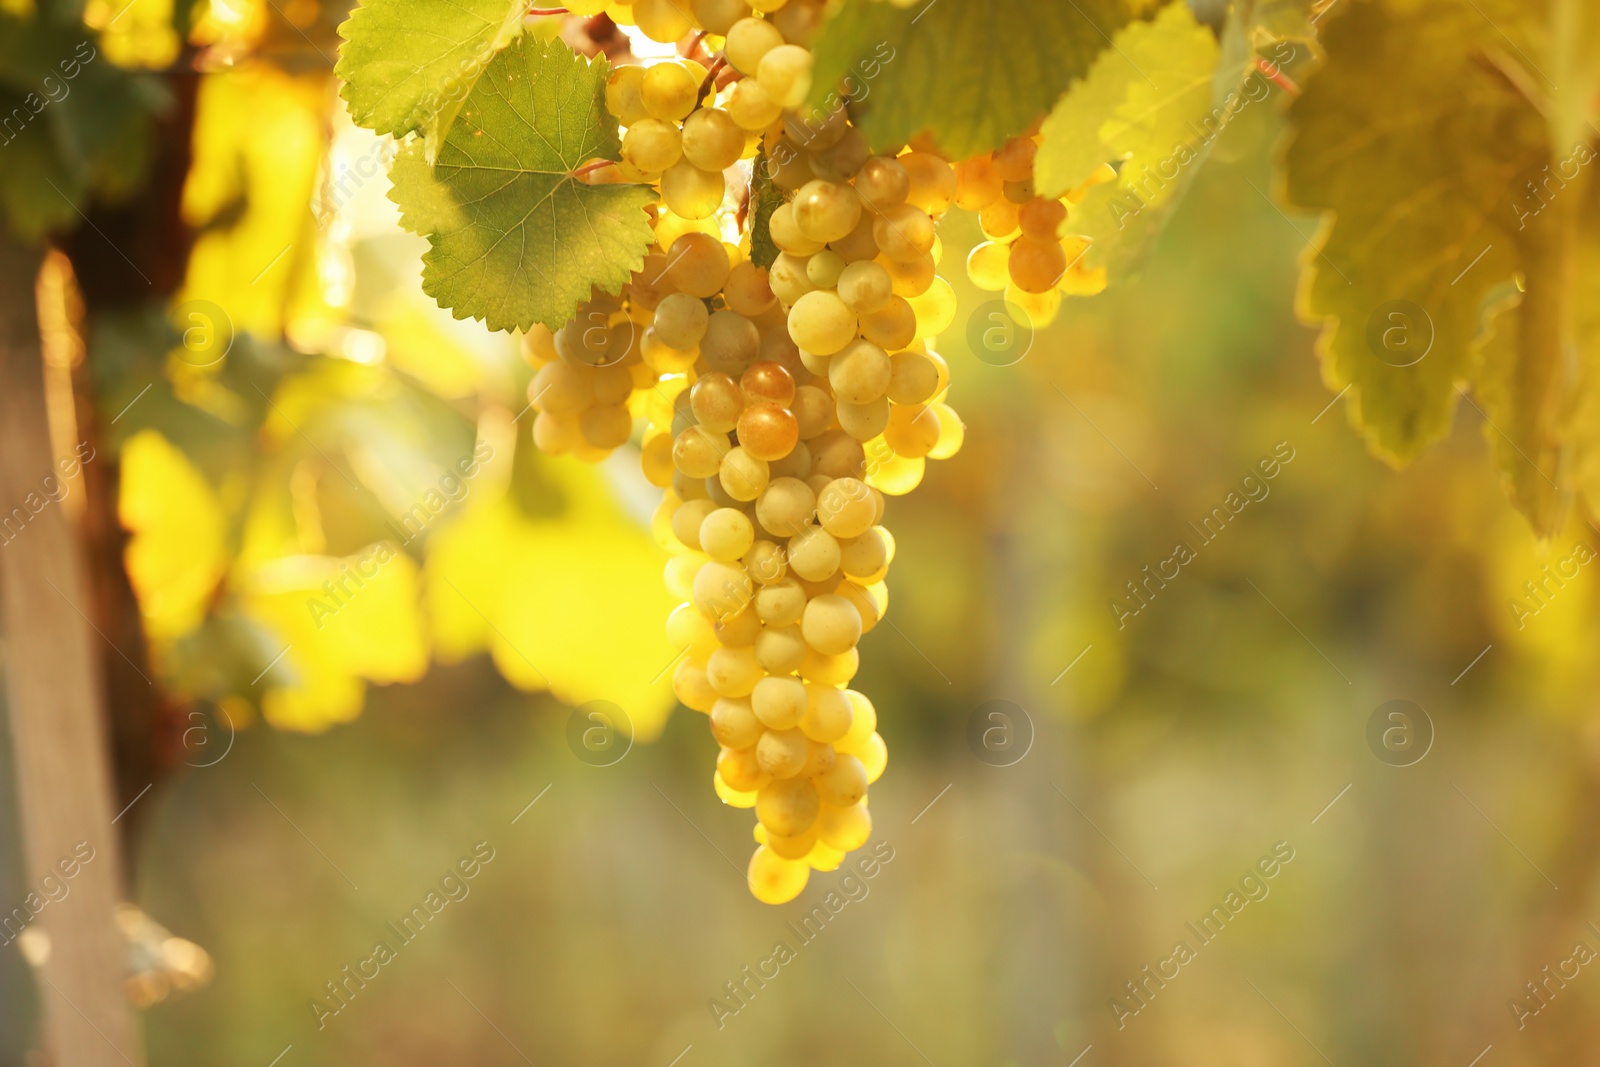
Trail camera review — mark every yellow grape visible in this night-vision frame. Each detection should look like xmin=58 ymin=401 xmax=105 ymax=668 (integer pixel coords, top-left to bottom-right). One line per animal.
xmin=906 ymin=276 xmax=957 ymax=337
xmin=966 ymin=240 xmax=1010 ymax=291
xmin=748 ymin=844 xmax=810 ymax=904
xmin=633 ymin=0 xmax=692 ymax=40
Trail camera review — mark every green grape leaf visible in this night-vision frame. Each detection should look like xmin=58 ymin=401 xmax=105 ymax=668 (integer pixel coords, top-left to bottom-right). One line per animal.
xmin=1281 ymin=0 xmax=1546 ymax=480
xmin=387 ymin=36 xmax=655 ymax=334
xmin=336 ymin=0 xmax=527 ymax=146
xmin=807 ymin=0 xmax=1142 ymax=160
xmin=748 ymin=150 xmax=784 ymax=270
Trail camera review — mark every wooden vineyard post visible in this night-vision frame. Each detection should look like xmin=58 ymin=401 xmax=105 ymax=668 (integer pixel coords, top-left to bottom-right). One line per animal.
xmin=0 ymin=230 xmax=143 ymax=1066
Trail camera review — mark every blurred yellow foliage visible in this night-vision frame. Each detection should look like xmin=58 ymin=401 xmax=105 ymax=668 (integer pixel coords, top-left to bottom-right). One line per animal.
xmin=244 ymin=546 xmax=430 ymax=731
xmin=86 ymin=0 xmax=181 ymax=68
xmin=426 ymin=461 xmax=680 ymax=740
xmin=180 ymin=65 xmax=333 ymax=340
xmin=119 ymin=429 xmax=229 ymax=642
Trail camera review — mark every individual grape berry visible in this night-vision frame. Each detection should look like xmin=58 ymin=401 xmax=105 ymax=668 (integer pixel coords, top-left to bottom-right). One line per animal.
xmin=884 ymin=402 xmax=940 ymax=458
xmin=817 ymin=802 xmax=872 ymax=851
xmin=1018 ymin=197 xmax=1068 ymax=239
xmin=737 ymin=403 xmax=800 ymax=461
xmin=719 ymin=446 xmax=771 ymax=502
xmin=793 ymin=180 xmax=862 ymax=244
xmin=741 ymin=360 xmax=797 ymax=406
xmin=838 ymin=527 xmax=888 ymax=579
xmin=791 ymin=385 xmax=834 ymax=439
xmin=748 ymin=844 xmax=809 ymax=904
xmin=726 ymin=78 xmax=782 ymax=131
xmin=605 ymin=65 xmax=649 ymax=126
xmin=726 ymin=16 xmax=785 ymax=73
xmin=799 ymin=684 xmax=852 ymax=742
xmin=755 ymin=775 xmax=820 ymax=835
xmin=884 ymin=352 xmax=936 ymax=406
xmin=786 ymin=523 xmax=840 ymax=581
xmin=666 ymin=232 xmax=731 ymax=298
xmin=757 ymin=43 xmax=814 ymax=108
xmin=707 ymin=643 xmax=763 ymax=696
xmin=813 ymin=753 xmax=867 ymax=808
xmin=954 ymin=154 xmax=1002 ymax=211
xmin=690 ymin=371 xmax=744 ymax=433
xmin=828 ymin=338 xmax=891 ymax=404
xmin=700 ymin=507 xmax=756 ymax=561
xmin=692 ymin=0 xmax=750 ymax=34
xmin=751 ymin=675 xmax=808 ymax=729
xmin=711 ymin=697 xmax=764 ymax=748
xmin=836 ymin=396 xmax=890 ymax=441
xmin=804 ymin=249 xmax=846 ymax=289
xmin=724 ymin=262 xmax=777 ymax=317
xmin=681 ymin=107 xmax=746 ymax=172
xmin=693 ymin=560 xmax=754 ymax=620
xmin=1009 ymin=236 xmax=1068 ymax=294
xmin=854 ymin=156 xmax=909 ymax=210
xmin=872 ymin=203 xmax=935 ymax=262
xmin=633 ymin=0 xmax=693 ymax=41
xmin=836 ymin=259 xmax=892 ymax=314
xmin=701 ymin=310 xmax=761 ymax=375
xmin=801 ymin=593 xmax=862 ymax=655
xmin=992 ymin=135 xmax=1038 ymax=182
xmin=754 ymin=624 xmax=808 ymax=674
xmin=817 ymin=477 xmax=877 ymax=538
xmin=787 ymin=290 xmax=857 ymax=355
xmin=643 ymin=61 xmax=700 ymax=121
xmin=654 ymin=292 xmax=710 ymax=349
xmin=662 ymin=161 xmax=726 ymax=220
xmin=754 ymin=577 xmax=807 ymax=626
xmin=673 ymin=426 xmax=730 ymax=479
xmin=769 ymin=201 xmax=826 ymax=256
xmin=755 ymin=476 xmax=816 ymax=537
xmin=899 ymin=151 xmax=957 ymax=215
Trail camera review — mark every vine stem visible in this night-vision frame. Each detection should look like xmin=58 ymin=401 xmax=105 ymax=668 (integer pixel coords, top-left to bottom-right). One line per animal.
xmin=528 ymin=6 xmax=568 ymax=14
xmin=1255 ymin=55 xmax=1300 ymax=96
xmin=572 ymin=159 xmax=617 ymax=176
xmin=695 ymin=54 xmax=728 ymax=108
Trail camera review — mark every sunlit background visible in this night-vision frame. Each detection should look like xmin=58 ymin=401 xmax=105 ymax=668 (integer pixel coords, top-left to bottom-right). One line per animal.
xmin=3 ymin=2 xmax=1599 ymax=1066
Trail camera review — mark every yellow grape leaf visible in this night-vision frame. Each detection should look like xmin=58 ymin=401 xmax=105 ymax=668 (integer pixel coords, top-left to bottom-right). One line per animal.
xmin=1561 ymin=180 xmax=1600 ymax=517
xmin=1471 ymin=205 xmax=1571 ymax=536
xmin=1036 ymin=2 xmax=1220 ymax=196
xmin=1281 ymin=0 xmax=1550 ymax=508
xmin=244 ymin=545 xmax=430 ymax=732
xmin=426 ymin=459 xmax=679 ymax=741
xmin=119 ymin=430 xmax=229 ymax=642
xmin=1034 ymin=1 xmax=1226 ymax=274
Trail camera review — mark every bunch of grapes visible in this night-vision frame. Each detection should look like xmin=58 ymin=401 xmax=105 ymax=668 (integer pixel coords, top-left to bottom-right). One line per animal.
xmin=517 ymin=0 xmax=1087 ymax=903
xmin=958 ymin=136 xmax=1112 ymax=327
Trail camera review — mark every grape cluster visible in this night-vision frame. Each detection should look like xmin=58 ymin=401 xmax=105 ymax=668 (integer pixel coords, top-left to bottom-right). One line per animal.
xmin=959 ymin=135 xmax=1112 ymax=327
xmin=520 ymin=0 xmax=1091 ymax=905
xmin=635 ymin=141 xmax=968 ymax=901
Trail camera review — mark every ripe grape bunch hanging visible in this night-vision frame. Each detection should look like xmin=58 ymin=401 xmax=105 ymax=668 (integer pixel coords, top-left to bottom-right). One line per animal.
xmin=346 ymin=0 xmax=1108 ymax=903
